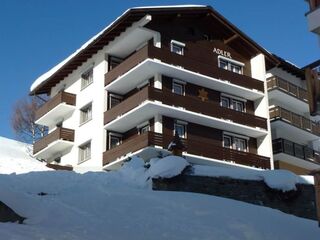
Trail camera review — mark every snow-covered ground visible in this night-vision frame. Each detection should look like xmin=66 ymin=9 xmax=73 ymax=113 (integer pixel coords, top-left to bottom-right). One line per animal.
xmin=0 ymin=137 xmax=50 ymax=174
xmin=0 ymin=137 xmax=319 ymax=239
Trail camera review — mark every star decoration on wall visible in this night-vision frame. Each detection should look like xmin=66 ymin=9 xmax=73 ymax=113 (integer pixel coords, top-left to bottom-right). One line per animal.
xmin=198 ymin=88 xmax=208 ymax=102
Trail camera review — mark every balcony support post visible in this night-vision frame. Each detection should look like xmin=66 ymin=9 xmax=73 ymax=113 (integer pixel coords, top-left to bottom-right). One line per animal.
xmin=154 ymin=73 xmax=162 ymax=89
xmin=154 ymin=114 xmax=163 ymax=134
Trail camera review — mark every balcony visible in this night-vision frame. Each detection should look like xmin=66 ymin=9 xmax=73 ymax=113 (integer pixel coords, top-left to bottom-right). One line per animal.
xmin=105 ymin=42 xmax=265 ymax=101
xmin=267 ymin=76 xmax=309 ymax=113
xmin=35 ymin=91 xmax=76 ymax=126
xmin=269 ymin=106 xmax=320 ymax=141
xmin=103 ymin=131 xmax=162 ymax=165
xmin=273 ymin=138 xmax=320 ymax=168
xmin=103 ymin=131 xmax=271 ymax=169
xmin=306 ymin=0 xmax=320 ymax=34
xmin=267 ymin=76 xmax=308 ymax=102
xmin=104 ymin=86 xmax=268 ymax=138
xmin=33 ymin=127 xmax=74 ymax=160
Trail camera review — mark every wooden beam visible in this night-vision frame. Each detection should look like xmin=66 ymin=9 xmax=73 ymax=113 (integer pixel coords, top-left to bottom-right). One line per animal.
xmin=224 ymin=34 xmax=239 ymax=45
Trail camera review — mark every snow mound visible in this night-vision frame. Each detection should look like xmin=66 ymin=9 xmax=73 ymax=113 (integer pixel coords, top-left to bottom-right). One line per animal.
xmin=0 ymin=137 xmax=50 ymax=174
xmin=0 ymin=163 xmax=319 ymax=239
xmin=263 ymin=170 xmax=299 ymax=191
xmin=147 ymin=156 xmax=189 ymax=179
xmin=192 ymin=165 xmax=313 ymax=192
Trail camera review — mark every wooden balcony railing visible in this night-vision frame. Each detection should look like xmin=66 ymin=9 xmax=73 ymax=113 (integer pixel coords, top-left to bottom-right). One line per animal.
xmin=105 ymin=42 xmax=264 ymax=92
xmin=104 ymin=86 xmax=267 ymax=130
xmin=103 ymin=131 xmax=271 ymax=169
xmin=33 ymin=127 xmax=75 ymax=154
xmin=35 ymin=91 xmax=76 ymax=121
xmin=267 ymin=76 xmax=308 ymax=103
xmin=103 ymin=131 xmax=162 ymax=165
xmin=273 ymin=138 xmax=320 ymax=165
xmin=269 ymin=106 xmax=320 ymax=136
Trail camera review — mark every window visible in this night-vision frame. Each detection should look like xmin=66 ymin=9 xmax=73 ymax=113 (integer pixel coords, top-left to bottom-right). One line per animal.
xmin=81 ymin=68 xmax=93 ymax=89
xmin=223 ymin=134 xmax=248 ymax=152
xmin=219 ymin=59 xmax=228 ymax=70
xmin=220 ymin=95 xmax=246 ymax=113
xmin=221 ymin=96 xmax=230 ymax=108
xmin=138 ymin=124 xmax=150 ymax=134
xmin=79 ymin=141 xmax=91 ymax=163
xmin=108 ymin=133 xmax=122 ymax=149
xmin=172 ymin=81 xmax=185 ymax=95
xmin=109 ymin=94 xmax=122 ymax=109
xmin=174 ymin=121 xmax=187 ymax=138
xmin=218 ymin=57 xmax=243 ymax=74
xmin=170 ymin=40 xmax=185 ymax=55
xmin=232 ymin=99 xmax=245 ymax=112
xmin=109 ymin=56 xmax=123 ymax=71
xmin=223 ymin=135 xmax=232 ymax=149
xmin=80 ymin=103 xmax=92 ymax=124
xmin=234 ymin=138 xmax=247 ymax=152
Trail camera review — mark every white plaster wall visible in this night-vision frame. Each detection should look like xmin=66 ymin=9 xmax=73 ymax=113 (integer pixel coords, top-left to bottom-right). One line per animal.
xmin=48 ymin=46 xmax=108 ymax=168
xmin=251 ymin=54 xmax=273 ymax=167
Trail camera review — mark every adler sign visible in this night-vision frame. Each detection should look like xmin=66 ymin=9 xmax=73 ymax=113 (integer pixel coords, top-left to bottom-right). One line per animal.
xmin=213 ymin=48 xmax=232 ymax=58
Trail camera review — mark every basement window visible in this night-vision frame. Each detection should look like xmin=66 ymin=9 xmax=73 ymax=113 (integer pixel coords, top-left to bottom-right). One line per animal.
xmin=171 ymin=40 xmax=185 ymax=55
xmin=218 ymin=56 xmax=244 ymax=74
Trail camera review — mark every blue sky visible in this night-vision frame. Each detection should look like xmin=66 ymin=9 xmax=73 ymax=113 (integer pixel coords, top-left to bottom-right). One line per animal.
xmin=0 ymin=0 xmax=319 ymax=140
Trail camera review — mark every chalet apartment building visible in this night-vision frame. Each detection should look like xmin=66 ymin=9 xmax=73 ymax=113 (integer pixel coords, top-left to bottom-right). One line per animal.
xmin=30 ymin=5 xmax=320 ymax=173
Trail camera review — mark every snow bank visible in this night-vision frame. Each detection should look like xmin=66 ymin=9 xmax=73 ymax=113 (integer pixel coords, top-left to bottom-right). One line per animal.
xmin=0 ymin=137 xmax=50 ymax=174
xmin=0 ymin=160 xmax=319 ymax=239
xmin=192 ymin=165 xmax=314 ymax=192
xmin=147 ymin=156 xmax=189 ymax=179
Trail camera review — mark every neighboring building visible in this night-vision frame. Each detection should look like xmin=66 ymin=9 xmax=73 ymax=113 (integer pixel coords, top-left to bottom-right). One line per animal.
xmin=30 ymin=5 xmax=278 ymax=170
xmin=267 ymin=56 xmax=320 ymax=174
xmin=305 ymin=0 xmax=320 ymax=41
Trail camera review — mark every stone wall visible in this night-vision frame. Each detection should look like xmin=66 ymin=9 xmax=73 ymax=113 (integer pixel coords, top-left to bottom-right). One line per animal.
xmin=153 ymin=175 xmax=317 ymax=220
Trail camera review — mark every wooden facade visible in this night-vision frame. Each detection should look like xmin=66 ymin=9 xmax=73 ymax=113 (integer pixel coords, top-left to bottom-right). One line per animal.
xmin=105 ymin=85 xmax=267 ymax=129
xmin=103 ymin=131 xmax=270 ymax=169
xmin=105 ymin=41 xmax=264 ymax=92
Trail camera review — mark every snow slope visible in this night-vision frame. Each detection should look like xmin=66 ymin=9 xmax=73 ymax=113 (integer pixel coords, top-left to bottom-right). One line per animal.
xmin=0 ymin=137 xmax=50 ymax=174
xmin=0 ymin=157 xmax=319 ymax=240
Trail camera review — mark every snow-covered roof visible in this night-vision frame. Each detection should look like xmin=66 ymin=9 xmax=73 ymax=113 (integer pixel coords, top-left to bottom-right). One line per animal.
xmin=132 ymin=5 xmax=207 ymax=9
xmin=30 ymin=4 xmax=278 ymax=94
xmin=30 ymin=7 xmax=133 ymax=93
xmin=30 ymin=5 xmax=208 ymax=93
